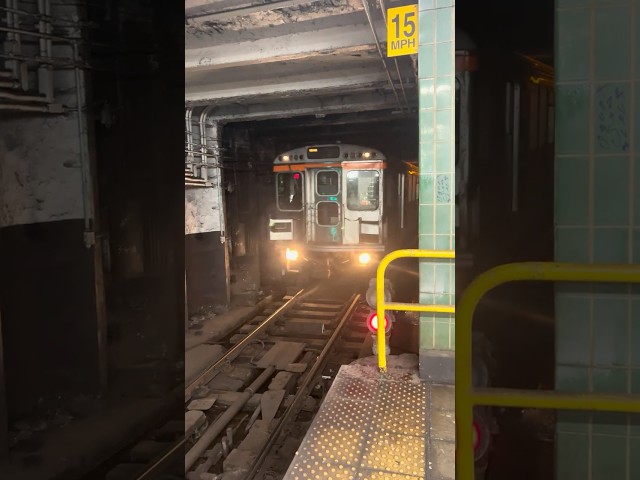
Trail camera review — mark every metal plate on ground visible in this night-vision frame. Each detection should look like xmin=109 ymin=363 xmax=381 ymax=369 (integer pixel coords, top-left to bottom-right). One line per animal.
xmin=256 ymin=341 xmax=306 ymax=369
xmin=283 ymin=364 xmax=427 ymax=479
xmin=187 ymin=396 xmax=217 ymax=411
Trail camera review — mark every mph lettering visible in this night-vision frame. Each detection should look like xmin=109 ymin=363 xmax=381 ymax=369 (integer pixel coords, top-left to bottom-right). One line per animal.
xmin=387 ymin=5 xmax=418 ymax=57
xmin=391 ymin=38 xmax=416 ymax=50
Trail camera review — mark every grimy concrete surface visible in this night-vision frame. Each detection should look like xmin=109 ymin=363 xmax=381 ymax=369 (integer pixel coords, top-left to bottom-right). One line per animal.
xmin=185 ymin=344 xmax=226 ymax=385
xmin=185 ymin=304 xmax=264 ymax=351
xmin=0 ymin=391 xmax=180 ymax=480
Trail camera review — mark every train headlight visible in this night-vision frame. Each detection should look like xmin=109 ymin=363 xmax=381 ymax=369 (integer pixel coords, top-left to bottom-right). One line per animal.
xmin=362 ymin=151 xmax=371 ymax=159
xmin=285 ymin=248 xmax=299 ymax=261
xmin=358 ymin=252 xmax=371 ymax=265
xmin=282 ymin=155 xmax=290 ymax=162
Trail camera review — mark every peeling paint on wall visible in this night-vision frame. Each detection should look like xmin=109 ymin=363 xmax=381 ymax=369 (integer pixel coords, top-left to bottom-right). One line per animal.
xmin=186 ymin=0 xmax=363 ymax=36
xmin=0 ymin=115 xmax=84 ymax=227
xmin=185 ymin=188 xmax=222 ymax=234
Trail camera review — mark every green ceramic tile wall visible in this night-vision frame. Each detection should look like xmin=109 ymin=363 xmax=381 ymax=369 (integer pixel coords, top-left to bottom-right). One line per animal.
xmin=418 ymin=0 xmax=455 ymax=351
xmin=555 ymin=0 xmax=640 ymax=477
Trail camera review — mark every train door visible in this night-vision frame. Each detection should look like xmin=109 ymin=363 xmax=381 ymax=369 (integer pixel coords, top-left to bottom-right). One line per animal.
xmin=309 ymin=168 xmax=342 ymax=244
xmin=342 ymin=166 xmax=383 ymax=245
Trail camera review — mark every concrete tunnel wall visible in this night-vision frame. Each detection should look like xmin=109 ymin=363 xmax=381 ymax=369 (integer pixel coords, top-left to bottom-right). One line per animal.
xmin=0 ymin=111 xmax=103 ymax=418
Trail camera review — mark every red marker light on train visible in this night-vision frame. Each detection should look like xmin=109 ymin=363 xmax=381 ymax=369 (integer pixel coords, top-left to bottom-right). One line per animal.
xmin=293 ymin=173 xmax=300 ymax=179
xmin=367 ymin=313 xmax=391 ymax=334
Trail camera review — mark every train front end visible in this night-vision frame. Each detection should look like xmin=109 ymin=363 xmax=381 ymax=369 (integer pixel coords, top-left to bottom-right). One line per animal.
xmin=268 ymin=144 xmax=387 ymax=280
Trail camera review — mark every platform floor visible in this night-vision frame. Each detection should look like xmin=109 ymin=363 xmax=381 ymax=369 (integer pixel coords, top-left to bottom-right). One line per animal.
xmin=284 ymin=357 xmax=455 ymax=480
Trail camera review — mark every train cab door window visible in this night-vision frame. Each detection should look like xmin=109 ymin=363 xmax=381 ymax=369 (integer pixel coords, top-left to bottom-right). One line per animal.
xmin=316 ymin=201 xmax=340 ymax=226
xmin=316 ymin=170 xmax=340 ymax=196
xmin=346 ymin=170 xmax=380 ymax=211
xmin=276 ymin=172 xmax=304 ymax=211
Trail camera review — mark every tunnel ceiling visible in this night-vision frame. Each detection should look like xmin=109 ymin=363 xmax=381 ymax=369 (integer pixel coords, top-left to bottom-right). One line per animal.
xmin=185 ymin=0 xmax=418 ymax=122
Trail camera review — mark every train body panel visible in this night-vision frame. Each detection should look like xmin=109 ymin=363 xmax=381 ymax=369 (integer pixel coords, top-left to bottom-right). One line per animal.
xmin=267 ymin=144 xmax=415 ymax=279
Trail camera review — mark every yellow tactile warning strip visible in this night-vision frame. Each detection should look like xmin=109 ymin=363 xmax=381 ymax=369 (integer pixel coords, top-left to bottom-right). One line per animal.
xmin=284 ymin=363 xmax=426 ymax=480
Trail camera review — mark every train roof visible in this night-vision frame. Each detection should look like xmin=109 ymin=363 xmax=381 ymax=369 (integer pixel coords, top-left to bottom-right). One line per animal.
xmin=273 ymin=144 xmax=386 ymax=165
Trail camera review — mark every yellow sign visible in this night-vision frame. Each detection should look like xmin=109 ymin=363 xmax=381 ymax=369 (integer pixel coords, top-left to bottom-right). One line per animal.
xmin=387 ymin=5 xmax=418 ymax=57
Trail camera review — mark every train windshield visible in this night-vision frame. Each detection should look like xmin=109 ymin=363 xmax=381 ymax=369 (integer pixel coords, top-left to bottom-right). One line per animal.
xmin=346 ymin=170 xmax=380 ymax=211
xmin=276 ymin=172 xmax=303 ymax=211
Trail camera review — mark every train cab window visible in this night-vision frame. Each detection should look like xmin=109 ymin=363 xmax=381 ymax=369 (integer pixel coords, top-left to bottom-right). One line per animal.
xmin=276 ymin=172 xmax=303 ymax=211
xmin=317 ymin=201 xmax=340 ymax=226
xmin=316 ymin=170 xmax=339 ymax=196
xmin=346 ymin=170 xmax=380 ymax=211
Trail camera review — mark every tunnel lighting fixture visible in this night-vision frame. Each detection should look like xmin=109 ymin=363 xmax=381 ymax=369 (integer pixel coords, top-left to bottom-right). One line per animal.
xmin=358 ymin=252 xmax=371 ymax=265
xmin=285 ymin=248 xmax=299 ymax=261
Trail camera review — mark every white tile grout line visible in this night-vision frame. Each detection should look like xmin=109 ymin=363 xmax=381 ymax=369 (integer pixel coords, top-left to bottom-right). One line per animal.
xmin=587 ymin=8 xmax=596 ymax=477
xmin=626 ymin=3 xmax=636 ymax=477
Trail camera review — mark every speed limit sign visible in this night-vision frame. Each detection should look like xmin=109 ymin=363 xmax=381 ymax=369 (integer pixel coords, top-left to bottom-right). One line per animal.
xmin=387 ymin=4 xmax=418 ymax=57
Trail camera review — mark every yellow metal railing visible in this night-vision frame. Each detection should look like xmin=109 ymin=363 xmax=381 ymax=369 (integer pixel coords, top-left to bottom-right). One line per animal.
xmin=376 ymin=249 xmax=455 ymax=371
xmin=456 ymin=262 xmax=640 ymax=479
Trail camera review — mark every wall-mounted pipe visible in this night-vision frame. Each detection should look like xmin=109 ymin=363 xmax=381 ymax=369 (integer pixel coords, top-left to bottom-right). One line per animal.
xmin=361 ymin=0 xmax=403 ymax=112
xmin=73 ymin=41 xmax=94 ymax=241
xmin=0 ymin=103 xmax=49 ymax=112
xmin=0 ymin=90 xmax=47 ymax=102
xmin=185 ymin=107 xmax=194 ymax=176
xmin=198 ymin=105 xmax=212 ymax=183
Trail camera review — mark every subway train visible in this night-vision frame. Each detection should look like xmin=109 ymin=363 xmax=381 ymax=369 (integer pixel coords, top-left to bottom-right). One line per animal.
xmin=266 ymin=143 xmax=418 ymax=280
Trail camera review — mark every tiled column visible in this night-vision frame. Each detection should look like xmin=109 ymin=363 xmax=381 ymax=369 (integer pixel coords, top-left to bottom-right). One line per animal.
xmin=417 ymin=0 xmax=456 ymax=383
xmin=555 ymin=0 xmax=640 ymax=478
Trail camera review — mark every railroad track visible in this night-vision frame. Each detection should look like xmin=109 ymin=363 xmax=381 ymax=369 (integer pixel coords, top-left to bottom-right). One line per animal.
xmin=182 ymin=282 xmax=370 ymax=480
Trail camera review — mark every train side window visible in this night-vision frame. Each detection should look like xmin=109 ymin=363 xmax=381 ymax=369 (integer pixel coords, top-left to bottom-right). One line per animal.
xmin=276 ymin=172 xmax=303 ymax=211
xmin=317 ymin=201 xmax=340 ymax=226
xmin=316 ymin=170 xmax=339 ymax=196
xmin=346 ymin=170 xmax=380 ymax=211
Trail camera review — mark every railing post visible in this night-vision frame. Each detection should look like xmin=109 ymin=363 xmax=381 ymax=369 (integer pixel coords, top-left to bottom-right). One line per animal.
xmin=455 ymin=262 xmax=640 ymax=480
xmin=375 ymin=249 xmax=455 ymax=372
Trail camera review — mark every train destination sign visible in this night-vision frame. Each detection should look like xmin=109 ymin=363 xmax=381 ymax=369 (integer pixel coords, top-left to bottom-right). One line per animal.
xmin=387 ymin=4 xmax=418 ymax=57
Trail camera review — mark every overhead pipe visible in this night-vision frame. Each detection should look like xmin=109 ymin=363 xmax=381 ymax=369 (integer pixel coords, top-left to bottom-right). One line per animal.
xmin=196 ymin=106 xmax=226 ymax=242
xmin=377 ymin=0 xmax=410 ymax=111
xmin=0 ymin=103 xmax=49 ymax=112
xmin=361 ymin=0 xmax=403 ymax=112
xmin=72 ymin=41 xmax=95 ymax=243
xmin=44 ymin=0 xmax=53 ymax=100
xmin=37 ymin=0 xmax=53 ymax=101
xmin=198 ymin=105 xmax=212 ymax=183
xmin=0 ymin=4 xmax=78 ymax=24
xmin=0 ymin=90 xmax=48 ymax=102
xmin=185 ymin=107 xmax=194 ymax=176
xmin=0 ymin=52 xmax=78 ymax=67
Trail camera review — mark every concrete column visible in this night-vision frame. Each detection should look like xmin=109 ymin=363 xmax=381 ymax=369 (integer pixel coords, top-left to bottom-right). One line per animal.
xmin=417 ymin=0 xmax=456 ymax=383
xmin=555 ymin=1 xmax=640 ymax=478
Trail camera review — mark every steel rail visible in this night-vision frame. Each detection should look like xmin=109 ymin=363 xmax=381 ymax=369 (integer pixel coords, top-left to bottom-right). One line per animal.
xmin=245 ymin=293 xmax=361 ymax=478
xmin=184 ymin=285 xmax=318 ymax=401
